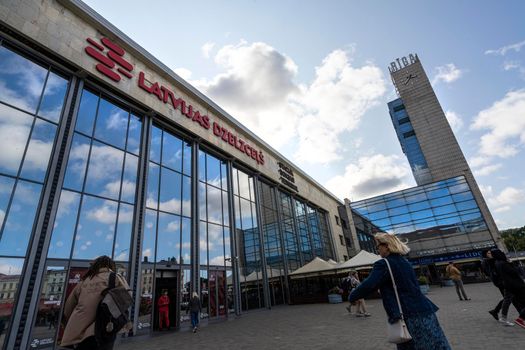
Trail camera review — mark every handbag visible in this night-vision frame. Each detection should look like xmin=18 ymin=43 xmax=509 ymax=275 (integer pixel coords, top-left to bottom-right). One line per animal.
xmin=383 ymin=258 xmax=412 ymax=344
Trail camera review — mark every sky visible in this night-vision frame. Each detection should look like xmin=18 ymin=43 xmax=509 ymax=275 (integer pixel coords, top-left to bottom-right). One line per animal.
xmin=83 ymin=0 xmax=525 ymax=230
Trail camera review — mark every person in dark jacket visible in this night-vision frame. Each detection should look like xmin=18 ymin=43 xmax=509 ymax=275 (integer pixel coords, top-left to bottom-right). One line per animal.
xmin=189 ymin=292 xmax=201 ymax=333
xmin=482 ymin=250 xmax=515 ymax=325
xmin=491 ymin=249 xmax=525 ymax=329
xmin=350 ymin=233 xmax=451 ymax=349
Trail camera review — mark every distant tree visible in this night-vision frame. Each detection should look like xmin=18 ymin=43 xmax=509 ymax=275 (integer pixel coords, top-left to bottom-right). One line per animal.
xmin=501 ymin=225 xmax=525 ymax=252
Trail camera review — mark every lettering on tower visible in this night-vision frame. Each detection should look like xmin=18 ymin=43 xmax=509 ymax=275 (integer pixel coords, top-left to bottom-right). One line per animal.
xmin=278 ymin=162 xmax=298 ymax=192
xmin=388 ymin=54 xmax=419 ymax=73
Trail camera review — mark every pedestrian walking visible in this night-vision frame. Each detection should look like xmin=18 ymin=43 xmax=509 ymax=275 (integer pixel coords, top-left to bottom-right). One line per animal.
xmin=482 ymin=250 xmax=516 ymax=326
xmin=446 ymin=261 xmax=470 ymax=301
xmin=189 ymin=292 xmax=201 ymax=333
xmin=157 ymin=290 xmax=170 ymax=330
xmin=350 ymin=233 xmax=451 ymax=349
xmin=61 ymin=256 xmax=130 ymax=350
xmin=342 ymin=273 xmax=356 ymax=314
xmin=491 ymin=249 xmax=525 ymax=330
xmin=349 ymin=271 xmax=370 ymax=317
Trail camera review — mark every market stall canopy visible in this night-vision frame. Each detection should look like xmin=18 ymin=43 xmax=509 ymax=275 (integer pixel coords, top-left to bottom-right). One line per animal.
xmin=337 ymin=250 xmax=381 ymax=269
xmin=327 ymin=259 xmax=339 ymax=265
xmin=288 ymin=257 xmax=336 ymax=278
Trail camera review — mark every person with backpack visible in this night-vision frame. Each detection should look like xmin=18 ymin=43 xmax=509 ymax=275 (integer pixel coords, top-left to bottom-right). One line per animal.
xmin=61 ymin=256 xmax=131 ymax=350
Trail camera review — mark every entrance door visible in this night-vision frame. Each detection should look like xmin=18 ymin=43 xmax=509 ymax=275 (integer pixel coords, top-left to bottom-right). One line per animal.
xmin=209 ymin=270 xmax=227 ymax=318
xmin=153 ymin=270 xmax=179 ymax=331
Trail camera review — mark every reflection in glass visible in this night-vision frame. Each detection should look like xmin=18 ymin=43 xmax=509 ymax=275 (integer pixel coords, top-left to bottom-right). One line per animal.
xmin=149 ymin=126 xmax=162 ymax=164
xmin=0 ymin=257 xmax=24 ymax=349
xmin=74 ymin=89 xmax=98 ymax=136
xmin=84 ymin=141 xmax=124 ymax=200
xmin=142 ymin=210 xmax=157 ymax=263
xmin=30 ymin=266 xmax=66 ymax=348
xmin=157 ymin=212 xmax=180 ymax=263
xmin=180 ymin=269 xmax=191 ymax=324
xmin=137 ymin=265 xmax=154 ymax=333
xmin=94 ymin=98 xmax=128 ymax=149
xmin=48 ymin=190 xmax=81 ymax=259
xmin=162 ymin=132 xmax=182 ymax=172
xmin=146 ymin=163 xmax=160 ymax=210
xmin=20 ymin=119 xmax=57 ymax=182
xmin=180 ymin=217 xmax=191 ymax=265
xmin=127 ymin=114 xmax=142 ymax=156
xmin=62 ymin=133 xmax=91 ymax=191
xmin=159 ymin=168 xmax=182 ymax=214
xmin=72 ymin=195 xmax=116 ymax=259
xmin=0 ymin=104 xmax=33 ymax=176
xmin=0 ymin=46 xmax=47 ymax=113
xmin=0 ymin=176 xmax=15 ymax=229
xmin=38 ymin=72 xmax=68 ymax=123
xmin=121 ymin=154 xmax=138 ymax=204
xmin=0 ymin=180 xmax=42 ymax=256
xmin=113 ymin=203 xmax=134 ymax=262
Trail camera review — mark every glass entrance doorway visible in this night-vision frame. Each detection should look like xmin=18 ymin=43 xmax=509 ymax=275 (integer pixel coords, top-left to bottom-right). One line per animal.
xmin=153 ymin=269 xmax=179 ymax=331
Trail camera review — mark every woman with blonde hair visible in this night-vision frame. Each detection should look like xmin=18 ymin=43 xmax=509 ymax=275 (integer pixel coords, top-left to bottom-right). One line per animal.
xmin=349 ymin=233 xmax=450 ymax=349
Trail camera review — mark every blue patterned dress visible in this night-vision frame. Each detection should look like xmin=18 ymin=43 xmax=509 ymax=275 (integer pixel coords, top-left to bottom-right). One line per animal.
xmin=397 ymin=313 xmax=451 ymax=350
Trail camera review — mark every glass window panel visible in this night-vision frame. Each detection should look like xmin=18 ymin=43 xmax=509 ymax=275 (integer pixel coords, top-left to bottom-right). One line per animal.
xmin=386 ymin=196 xmax=406 ymax=208
xmin=0 ymin=104 xmax=33 ymax=176
xmin=159 ymin=168 xmax=181 ymax=214
xmin=146 ymin=163 xmax=160 ymax=209
xmin=0 ymin=181 xmax=42 ymax=256
xmin=220 ymin=160 xmax=228 ymax=190
xmin=448 ymin=182 xmax=469 ymax=194
xmin=182 ymin=175 xmax=191 ymax=217
xmin=461 ymin=211 xmax=482 ymax=222
xmin=405 ymin=192 xmax=427 ymax=203
xmin=31 ymin=265 xmax=66 ymax=348
xmin=432 ymin=204 xmax=457 ymax=216
xmin=121 ymin=153 xmax=138 ymax=204
xmin=392 ymin=223 xmax=415 ymax=234
xmin=414 ymin=219 xmax=438 ymax=231
xmin=113 ymin=203 xmax=134 ymax=262
xmin=63 ymin=133 xmax=91 ymax=191
xmin=75 ymin=89 xmax=98 ymax=136
xmin=238 ymin=171 xmax=251 ymax=199
xmin=156 ymin=212 xmax=180 ymax=263
xmin=0 ymin=257 xmax=24 ymax=349
xmin=452 ymin=191 xmax=473 ymax=203
xmin=206 ymin=154 xmax=221 ymax=186
xmin=20 ymin=118 xmax=57 ymax=182
xmin=142 ymin=210 xmax=157 ymax=263
xmin=223 ymin=226 xmax=231 ymax=266
xmin=0 ymin=176 xmax=16 ymax=228
xmin=0 ymin=46 xmax=47 ymax=113
xmin=437 ymin=216 xmax=460 ymax=226
xmin=198 ymin=150 xmax=206 ymax=182
xmin=207 ymin=185 xmax=223 ymax=225
xmin=389 ymin=213 xmax=411 ymax=225
xmin=72 ymin=196 xmax=117 ymax=259
xmin=181 ymin=217 xmax=191 ymax=265
xmin=410 ymin=209 xmax=433 ymax=220
xmin=373 ymin=217 xmax=392 ymax=229
xmin=94 ymin=98 xmax=128 ymax=149
xmin=47 ymin=190 xmax=81 ymax=259
xmin=222 ymin=190 xmax=229 ymax=226
xmin=200 ymin=221 xmax=208 ymax=265
xmin=149 ymin=126 xmax=162 ymax=164
xmin=37 ymin=72 xmax=68 ymax=122
xmin=84 ymin=142 xmax=124 ymax=200
xmin=126 ymin=114 xmax=142 ymax=156
xmin=408 ymin=200 xmax=430 ymax=211
xmin=388 ymin=205 xmax=409 ymax=216
xmin=208 ymin=223 xmax=225 ymax=266
xmin=430 ymin=196 xmax=453 ymax=207
xmin=455 ymin=200 xmax=478 ymax=211
xmin=199 ymin=182 xmax=207 ymax=219
xmin=367 ymin=201 xmax=386 ymax=212
xmin=240 ymin=199 xmax=254 ymax=229
xmin=137 ymin=265 xmax=153 ymax=333
xmin=232 ymin=168 xmax=239 ymax=196
xmin=369 ymin=209 xmax=388 ymax=220
xmin=426 ymin=187 xmax=450 ymax=199
xmin=182 ymin=141 xmax=192 ymax=176
xmin=161 ymin=132 xmax=183 ymax=171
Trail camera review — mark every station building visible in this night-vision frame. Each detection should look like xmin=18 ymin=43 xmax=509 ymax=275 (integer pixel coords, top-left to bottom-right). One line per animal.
xmin=0 ymin=1 xmax=355 ymax=348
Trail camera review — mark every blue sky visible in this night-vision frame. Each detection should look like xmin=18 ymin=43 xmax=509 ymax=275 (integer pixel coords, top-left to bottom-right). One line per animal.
xmin=83 ymin=0 xmax=525 ymax=229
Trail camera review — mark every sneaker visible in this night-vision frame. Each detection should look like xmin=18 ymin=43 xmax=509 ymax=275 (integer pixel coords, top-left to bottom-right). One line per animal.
xmin=488 ymin=309 xmax=499 ymax=321
xmin=364 ymin=313 xmax=371 ymax=317
xmin=193 ymin=327 xmax=197 ymax=333
xmin=346 ymin=306 xmax=352 ymax=313
xmin=515 ymin=318 xmax=525 ymax=330
xmin=356 ymin=312 xmax=364 ymax=317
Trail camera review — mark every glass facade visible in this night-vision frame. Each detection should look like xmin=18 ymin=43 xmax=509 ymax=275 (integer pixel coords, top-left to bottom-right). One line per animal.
xmin=351 ymin=176 xmax=494 ymax=258
xmin=388 ymin=98 xmax=432 ymax=185
xmin=0 ymin=35 xmax=337 ymax=349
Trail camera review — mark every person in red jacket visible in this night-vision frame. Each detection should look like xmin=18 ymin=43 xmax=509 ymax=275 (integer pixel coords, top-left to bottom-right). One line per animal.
xmin=158 ymin=290 xmax=170 ymax=330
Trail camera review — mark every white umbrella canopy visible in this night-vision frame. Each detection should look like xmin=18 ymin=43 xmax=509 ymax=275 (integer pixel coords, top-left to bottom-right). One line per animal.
xmin=336 ymin=250 xmax=381 ymax=269
xmin=327 ymin=259 xmax=339 ymax=265
xmin=288 ymin=257 xmax=336 ymax=276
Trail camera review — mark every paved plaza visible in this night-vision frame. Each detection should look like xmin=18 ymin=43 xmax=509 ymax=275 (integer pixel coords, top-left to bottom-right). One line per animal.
xmin=116 ymin=283 xmax=525 ymax=350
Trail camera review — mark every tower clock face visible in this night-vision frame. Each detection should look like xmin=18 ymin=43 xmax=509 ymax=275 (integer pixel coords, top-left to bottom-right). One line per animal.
xmin=403 ymin=73 xmax=418 ymax=85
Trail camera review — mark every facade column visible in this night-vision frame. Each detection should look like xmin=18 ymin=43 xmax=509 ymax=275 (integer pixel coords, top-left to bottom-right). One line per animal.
xmin=253 ymin=175 xmax=271 ymax=309
xmin=344 ymin=198 xmax=362 ymax=254
xmin=323 ymin=210 xmax=337 ymax=261
xmin=191 ymin=140 xmax=201 ymax=294
xmin=226 ymin=160 xmax=242 ymax=316
xmin=272 ymin=187 xmax=291 ymax=304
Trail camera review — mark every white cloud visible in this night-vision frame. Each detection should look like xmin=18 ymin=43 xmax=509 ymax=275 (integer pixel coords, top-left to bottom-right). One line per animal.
xmin=445 ymin=110 xmax=463 ymax=133
xmin=473 ymin=163 xmax=502 ymax=176
xmin=431 ymin=63 xmax=463 ymax=85
xmin=87 ymin=201 xmax=117 ymax=224
xmin=325 ymin=154 xmax=411 ymax=200
xmin=492 ymin=187 xmax=525 ymax=206
xmin=174 ymin=68 xmax=192 ymax=80
xmin=503 ymin=61 xmax=521 ymax=71
xmin=485 ymin=40 xmax=525 ymax=56
xmin=201 ymin=42 xmax=216 ymax=59
xmin=494 ymin=206 xmax=511 ymax=213
xmin=471 ymin=89 xmax=525 ymax=158
xmin=187 ymin=41 xmax=385 ymax=164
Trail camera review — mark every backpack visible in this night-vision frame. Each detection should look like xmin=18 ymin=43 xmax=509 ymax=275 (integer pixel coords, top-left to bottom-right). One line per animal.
xmin=94 ymin=272 xmax=133 ymax=345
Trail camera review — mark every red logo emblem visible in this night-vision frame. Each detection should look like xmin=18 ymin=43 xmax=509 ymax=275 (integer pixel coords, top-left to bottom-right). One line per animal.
xmin=85 ymin=37 xmax=134 ymax=82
